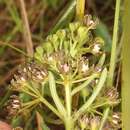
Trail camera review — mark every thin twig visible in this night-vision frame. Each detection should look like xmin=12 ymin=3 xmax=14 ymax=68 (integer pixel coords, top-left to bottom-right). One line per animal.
xmin=0 ymin=41 xmax=28 ymax=56
xmin=19 ymin=0 xmax=34 ymax=57
xmin=36 ymin=111 xmax=43 ymax=130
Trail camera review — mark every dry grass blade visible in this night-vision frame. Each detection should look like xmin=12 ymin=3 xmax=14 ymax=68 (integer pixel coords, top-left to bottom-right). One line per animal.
xmin=19 ymin=0 xmax=34 ymax=57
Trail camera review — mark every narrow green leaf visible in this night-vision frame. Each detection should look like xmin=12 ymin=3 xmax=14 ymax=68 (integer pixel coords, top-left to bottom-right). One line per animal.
xmin=74 ymin=68 xmax=107 ymax=120
xmin=48 ymin=0 xmax=76 ymax=34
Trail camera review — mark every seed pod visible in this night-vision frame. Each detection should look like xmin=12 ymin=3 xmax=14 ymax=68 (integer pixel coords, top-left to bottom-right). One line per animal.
xmin=6 ymin=95 xmax=21 ymax=116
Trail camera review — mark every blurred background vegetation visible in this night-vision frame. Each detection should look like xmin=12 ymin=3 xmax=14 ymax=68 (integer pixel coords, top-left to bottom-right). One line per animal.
xmin=0 ymin=0 xmax=116 ymax=88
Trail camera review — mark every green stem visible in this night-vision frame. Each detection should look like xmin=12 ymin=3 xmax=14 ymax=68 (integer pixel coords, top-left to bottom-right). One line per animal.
xmin=65 ymin=82 xmax=72 ymax=116
xmin=48 ymin=72 xmax=67 ymax=118
xmin=21 ymin=89 xmax=38 ymax=98
xmin=19 ymin=99 xmax=40 ymax=112
xmin=71 ymin=74 xmax=98 ymax=96
xmin=65 ymin=117 xmax=74 ymax=130
xmin=22 ymin=99 xmax=40 ymax=107
xmin=25 ymin=84 xmax=40 ymax=97
xmin=107 ymin=0 xmax=121 ymax=86
xmin=99 ymin=107 xmax=110 ymax=130
xmin=40 ymin=97 xmax=62 ymax=120
xmin=76 ymin=0 xmax=85 ymax=21
xmin=74 ymin=68 xmax=107 ymax=121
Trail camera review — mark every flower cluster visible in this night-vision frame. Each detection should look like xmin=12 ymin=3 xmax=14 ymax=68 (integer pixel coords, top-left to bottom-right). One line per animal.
xmin=10 ymin=61 xmax=48 ymax=91
xmin=104 ymin=87 xmax=119 ymax=102
xmin=78 ymin=115 xmax=101 ymax=130
xmin=5 ymin=95 xmax=21 ymax=116
xmin=7 ymin=15 xmax=120 ymax=130
xmin=78 ymin=112 xmax=121 ymax=130
xmin=103 ymin=112 xmax=121 ymax=130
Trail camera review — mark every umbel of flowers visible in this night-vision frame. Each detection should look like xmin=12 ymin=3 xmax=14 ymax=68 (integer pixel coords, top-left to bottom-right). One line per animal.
xmin=7 ymin=15 xmax=120 ymax=130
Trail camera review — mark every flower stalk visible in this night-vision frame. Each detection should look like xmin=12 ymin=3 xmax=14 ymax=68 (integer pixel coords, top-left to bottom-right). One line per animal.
xmin=76 ymin=0 xmax=85 ymax=21
xmin=107 ymin=0 xmax=121 ymax=87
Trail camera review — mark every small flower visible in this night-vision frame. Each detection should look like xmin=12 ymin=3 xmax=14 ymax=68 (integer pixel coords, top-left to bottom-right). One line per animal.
xmin=31 ymin=68 xmax=48 ymax=82
xmin=10 ymin=64 xmax=30 ymax=90
xmin=103 ymin=112 xmax=121 ymax=130
xmin=10 ymin=74 xmax=27 ymax=91
xmin=79 ymin=115 xmax=90 ymax=130
xmin=92 ymin=44 xmax=101 ymax=54
xmin=94 ymin=65 xmax=102 ymax=73
xmin=6 ymin=95 xmax=21 ymax=116
xmin=58 ymin=63 xmax=70 ymax=74
xmin=26 ymin=61 xmax=48 ymax=82
xmin=80 ymin=58 xmax=89 ymax=73
xmin=48 ymin=56 xmax=53 ymax=61
xmin=84 ymin=15 xmax=99 ymax=29
xmin=81 ymin=63 xmax=89 ymax=72
xmin=61 ymin=63 xmax=70 ymax=73
xmin=90 ymin=116 xmax=101 ymax=130
xmin=111 ymin=112 xmax=121 ymax=128
xmin=104 ymin=87 xmax=119 ymax=102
